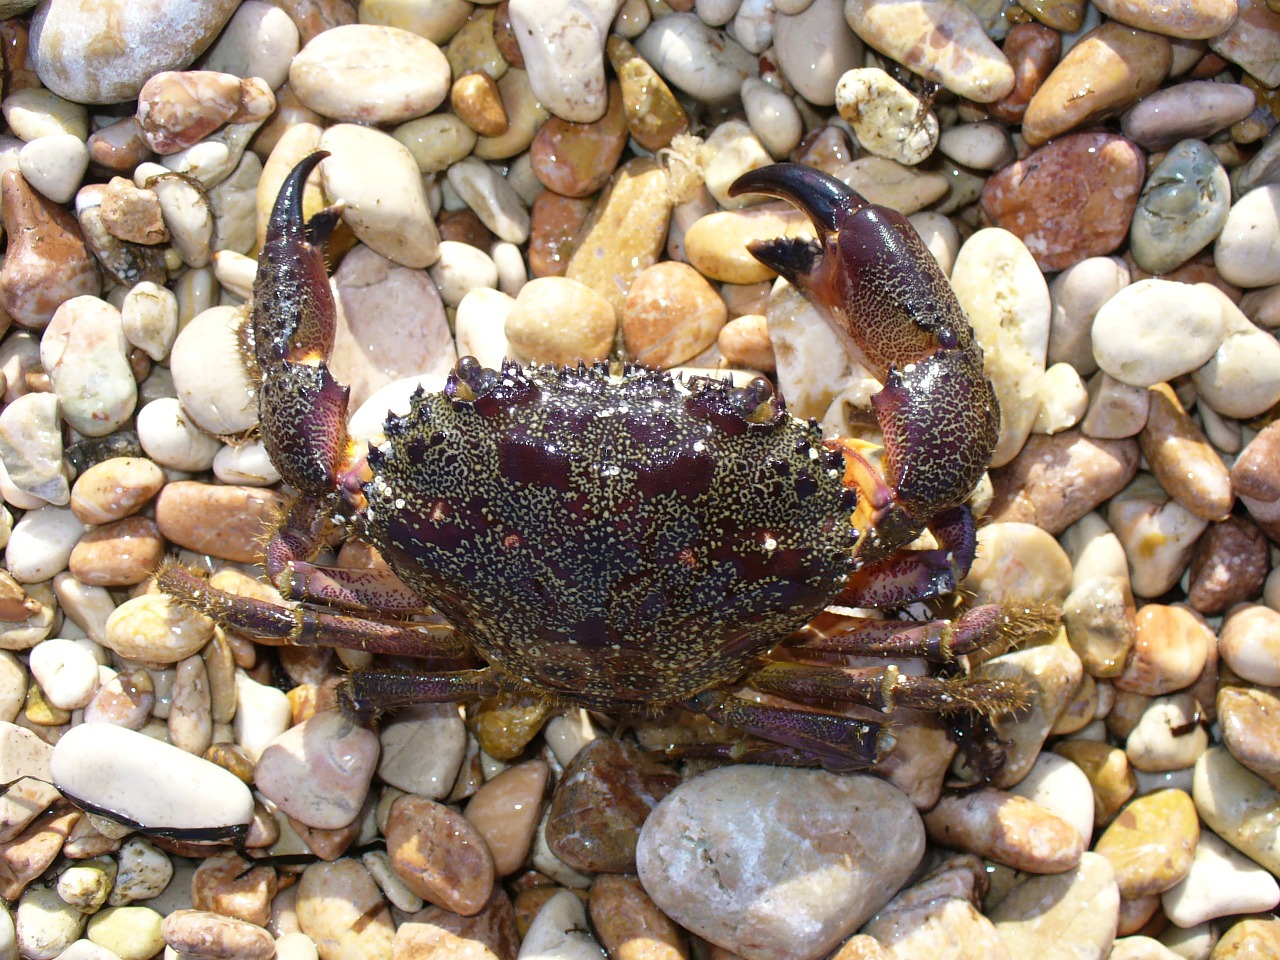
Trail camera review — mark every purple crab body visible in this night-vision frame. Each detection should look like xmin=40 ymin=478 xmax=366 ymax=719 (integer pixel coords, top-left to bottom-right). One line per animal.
xmin=362 ymin=362 xmax=855 ymax=708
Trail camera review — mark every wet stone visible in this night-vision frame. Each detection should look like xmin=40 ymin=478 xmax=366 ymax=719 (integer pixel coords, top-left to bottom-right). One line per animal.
xmin=296 ymin=859 xmax=395 ymax=960
xmin=1188 ymin=516 xmax=1268 ymax=614
xmin=922 ymin=788 xmax=1084 ymax=873
xmin=545 ymin=738 xmax=680 ymax=874
xmin=1193 ymin=746 xmax=1280 ymax=874
xmin=1161 ymin=829 xmax=1280 ymax=928
xmin=636 ymin=766 xmax=925 ymax=960
xmin=386 ymin=793 xmax=495 ymax=917
xmin=1055 ymin=739 xmax=1137 ymax=827
xmin=463 ymin=759 xmax=548 ymax=877
xmin=1129 ymin=140 xmax=1232 ymax=275
xmin=1115 ymin=604 xmax=1212 ymax=697
xmin=1219 ymin=685 xmax=1280 ymax=789
xmin=990 ymin=853 xmax=1120 ymax=960
xmin=1093 ymin=789 xmax=1198 ymax=899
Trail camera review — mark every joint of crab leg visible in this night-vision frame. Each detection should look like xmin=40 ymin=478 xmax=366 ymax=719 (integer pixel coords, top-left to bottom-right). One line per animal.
xmin=685 ymin=688 xmax=894 ymax=773
xmin=793 ymin=604 xmax=1004 ymax=661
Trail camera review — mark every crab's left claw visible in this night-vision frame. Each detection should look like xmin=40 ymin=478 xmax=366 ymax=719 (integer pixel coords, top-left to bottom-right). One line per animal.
xmin=730 ymin=164 xmax=999 ymax=580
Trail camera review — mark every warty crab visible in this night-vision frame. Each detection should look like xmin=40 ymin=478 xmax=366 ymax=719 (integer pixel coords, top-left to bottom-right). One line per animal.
xmin=158 ymin=152 xmax=1035 ymax=778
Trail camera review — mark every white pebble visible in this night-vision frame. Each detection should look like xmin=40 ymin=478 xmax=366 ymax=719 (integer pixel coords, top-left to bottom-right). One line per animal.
xmin=490 ymin=240 xmax=528 ymax=298
xmin=200 ymin=0 xmax=299 ymax=90
xmin=168 ymin=305 xmax=257 ymax=435
xmin=212 ymin=440 xmax=281 ymax=487
xmin=1032 ymin=362 xmax=1089 ymax=434
xmin=518 ymin=889 xmax=608 ymax=960
xmin=773 ymin=0 xmax=861 ymax=106
xmin=137 ymin=164 xmax=214 ymax=269
xmin=428 ymin=240 xmax=498 ymax=308
xmin=1048 ymin=256 xmax=1130 ymax=377
xmin=1007 ymin=750 xmax=1095 ymax=847
xmin=41 ymin=295 xmax=137 ymax=438
xmin=1162 ymin=830 xmax=1280 ymax=927
xmin=28 ymin=637 xmax=99 ymax=709
xmin=1 ymin=88 xmax=88 ymax=141
xmin=633 ymin=13 xmax=756 ymax=102
xmin=730 ymin=0 xmax=775 ymax=53
xmin=234 ymin=669 xmax=292 ymax=762
xmin=938 ymin=121 xmax=1015 ymax=170
xmin=741 ymin=78 xmax=803 ymax=160
xmin=136 ymin=397 xmax=222 ymax=471
xmin=1091 ymin=279 xmax=1224 ymax=387
xmin=446 ymin=157 xmax=530 ymax=244
xmin=701 ymin=119 xmax=773 ymax=209
xmin=1214 ymin=184 xmax=1280 ymax=288
xmin=17 ymin=134 xmax=88 ymax=204
xmin=5 ymin=505 xmax=86 ymax=583
xmin=121 ymin=282 xmax=178 ymax=363
xmin=1109 ymin=477 xmax=1208 ymax=598
xmin=455 ymin=288 xmax=514 ymax=371
xmin=509 ymin=0 xmax=616 ymax=122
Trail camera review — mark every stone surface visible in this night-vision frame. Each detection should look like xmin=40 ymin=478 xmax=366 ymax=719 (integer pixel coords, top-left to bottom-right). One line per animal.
xmin=637 ymin=766 xmax=924 ymax=960
xmin=254 ymin=710 xmax=379 ymax=830
xmin=386 ymin=794 xmax=495 ymax=917
xmin=990 ymin=853 xmax=1120 ymax=960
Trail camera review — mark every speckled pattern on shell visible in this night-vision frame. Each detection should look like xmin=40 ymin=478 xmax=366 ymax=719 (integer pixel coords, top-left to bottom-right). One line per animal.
xmin=361 ymin=362 xmax=856 ymax=708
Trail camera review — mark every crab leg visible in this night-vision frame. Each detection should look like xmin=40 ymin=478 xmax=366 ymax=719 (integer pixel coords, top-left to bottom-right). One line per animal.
xmin=791 ymin=604 xmax=1005 ymax=662
xmin=729 ymin=164 xmax=999 ymax=581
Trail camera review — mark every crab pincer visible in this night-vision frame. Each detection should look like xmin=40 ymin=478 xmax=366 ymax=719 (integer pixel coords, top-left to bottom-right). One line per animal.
xmin=729 ymin=164 xmax=1000 ymax=601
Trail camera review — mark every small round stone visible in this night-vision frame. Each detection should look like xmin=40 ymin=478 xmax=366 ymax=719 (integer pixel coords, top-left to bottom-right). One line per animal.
xmin=1091 ymin=279 xmax=1225 ymax=387
xmin=386 ymin=793 xmax=495 ymax=916
xmin=1093 ymin=789 xmax=1198 ymax=898
xmin=622 ymin=261 xmax=727 ymax=369
xmin=505 ymin=276 xmax=616 ymax=367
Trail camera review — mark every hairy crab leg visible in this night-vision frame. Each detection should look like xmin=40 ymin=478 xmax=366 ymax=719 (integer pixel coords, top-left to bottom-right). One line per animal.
xmin=684 ymin=689 xmax=894 ymax=774
xmin=743 ymin=661 xmax=1027 ymax=718
xmin=341 ymin=670 xmax=502 ymax=722
xmin=791 ymin=605 xmax=1005 ymax=661
xmin=155 ymin=563 xmax=473 ymax=661
xmin=729 ymin=164 xmax=999 ymax=577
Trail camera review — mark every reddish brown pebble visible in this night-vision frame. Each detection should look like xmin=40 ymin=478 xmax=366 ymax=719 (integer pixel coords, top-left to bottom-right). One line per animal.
xmin=528 ymin=190 xmax=593 ymax=279
xmin=922 ymin=788 xmax=1084 ymax=873
xmin=717 ymin=314 xmax=775 ymax=372
xmin=589 ymin=874 xmax=689 ymax=960
xmin=154 ymin=481 xmax=289 ymax=563
xmin=437 ymin=207 xmax=496 ymax=250
xmin=393 ymin=887 xmax=520 ymax=960
xmin=530 ymin=80 xmax=629 ymax=198
xmin=0 ymin=807 xmax=80 ymax=899
xmin=99 ymin=177 xmax=169 ymax=246
xmin=0 ymin=169 xmax=100 ymax=329
xmin=463 ymin=759 xmax=548 ymax=877
xmin=190 ymin=851 xmax=277 ymax=927
xmin=1188 ymin=517 xmax=1268 ymax=614
xmin=982 ymin=132 xmax=1146 ymax=271
xmin=990 ymin=22 xmax=1062 ymax=124
xmin=546 ymin=738 xmax=680 ymax=874
xmin=387 ymin=794 xmax=495 ymax=916
xmin=989 ymin=432 xmax=1139 ymax=534
xmin=68 ymin=515 xmax=164 ymax=587
xmin=1218 ymin=686 xmax=1280 ymax=789
xmin=1230 ymin=419 xmax=1280 ymax=503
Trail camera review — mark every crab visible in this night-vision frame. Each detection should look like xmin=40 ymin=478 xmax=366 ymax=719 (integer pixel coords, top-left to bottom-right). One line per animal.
xmin=158 ymin=153 xmax=1031 ymax=777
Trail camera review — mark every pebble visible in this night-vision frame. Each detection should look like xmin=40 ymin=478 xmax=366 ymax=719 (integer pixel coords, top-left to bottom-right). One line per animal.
xmin=546 ymin=739 xmax=679 ymax=874
xmin=962 ymin=521 xmax=1074 ymax=607
xmin=28 ymin=638 xmax=98 ymax=710
xmin=950 ymin=228 xmax=1049 ymax=466
xmin=140 ymin=167 xmax=213 ymax=267
xmin=989 ymin=432 xmax=1139 ymax=534
xmin=5 ymin=506 xmax=86 ymax=584
xmin=636 ymin=766 xmax=924 ymax=960
xmin=1218 ymin=604 xmax=1280 ymax=686
xmin=17 ymin=134 xmax=88 ymax=205
xmin=1094 ymin=789 xmax=1199 ymax=899
xmin=168 ymin=304 xmax=256 ymax=436
xmin=588 ymin=875 xmax=686 ymax=960
xmin=1048 ymin=256 xmax=1130 ymax=377
xmin=741 ymin=77 xmax=803 ymax=160
xmin=1056 ymin=739 xmax=1138 ymax=826
xmin=1208 ymin=0 xmax=1280 ymax=88
xmin=154 ymin=481 xmax=288 ymax=563
xmin=509 ymin=0 xmax=616 ymax=122
xmin=377 ymin=703 xmax=467 ymax=800
xmin=923 ymin=788 xmax=1085 ymax=872
xmin=446 ymin=157 xmax=530 ymax=245
xmin=332 ymin=244 xmax=456 ymax=411
xmin=109 ymin=836 xmax=172 ymax=906
xmin=1129 ymin=140 xmax=1231 ymax=275
xmin=632 ymin=14 xmax=756 ymax=103
xmin=136 ymin=71 xmax=273 ymax=155
xmin=160 ymin=909 xmax=274 ymax=960
xmin=120 ymin=282 xmax=178 ymax=361
xmin=606 ymin=36 xmax=689 ymax=151
xmin=2 ymin=88 xmax=88 ymax=141
xmin=773 ymin=0 xmax=863 ymax=107
xmin=289 ymin=24 xmax=449 ymax=124
xmin=255 ymin=710 xmax=379 ymax=830
xmin=521 ymin=889 xmax=608 ymax=960
xmin=190 ymin=851 xmax=276 ymax=925
xmin=844 ymin=0 xmax=1013 ymax=102
xmin=473 ymin=70 xmax=551 ymax=162
xmin=136 ymin=397 xmax=221 ymax=472
xmin=393 ymin=115 xmax=476 ymax=175
xmin=1140 ymin=383 xmax=1233 ymax=521
xmin=684 ymin=205 xmax=812 ymax=284
xmin=981 ymin=133 xmax=1146 ymax=271
xmin=1187 ymin=516 xmax=1268 ymax=610
xmin=1115 ymin=604 xmax=1212 ymax=696
xmin=67 ymin=458 xmax=161 ymax=526
xmin=49 ymin=722 xmax=253 ymax=839
xmin=990 ymin=852 xmax=1120 ymax=960
xmin=1110 ymin=476 xmax=1211 ymax=597
xmin=42 ymin=295 xmax=136 ymax=438
xmin=319 ymin=125 xmax=440 ymax=269
xmin=938 ymin=121 xmax=1016 ymax=171
xmin=0 ymin=392 xmax=67 ymax=506
xmin=0 ymin=170 xmax=100 ymax=330
xmin=1214 ymin=185 xmax=1280 ymax=288
xmin=386 ymin=794 xmax=495 ymax=916
xmin=29 ymin=0 xmax=240 ymax=104
xmin=57 ymin=859 xmax=116 ymax=914
xmin=622 ymin=262 xmax=727 ymax=369
xmin=464 ymin=759 xmax=548 ymax=877
xmin=990 ymin=22 xmax=1060 ymax=123
xmin=701 ymin=120 xmax=773 ymax=210
xmin=1195 ymin=747 xmax=1280 ymax=874
xmin=296 ymin=860 xmax=395 ymax=960
xmin=82 ymin=668 xmax=153 ymax=729
xmin=1162 ymin=830 xmax=1280 ymax=928
xmin=834 ymin=68 xmax=938 ymax=166
xmin=1022 ymin=24 xmax=1170 ymax=146
xmin=233 ymin=669 xmax=292 ymax=763
xmin=1219 ymin=685 xmax=1280 ymax=787
xmin=16 ymin=885 xmax=87 ymax=960
xmin=1194 ymin=287 xmax=1280 ymax=419
xmin=84 ymin=906 xmax=163 ymax=960
xmin=393 ymin=889 xmax=520 ymax=960
xmin=1091 ymin=280 xmax=1224 ymax=387
xmin=1122 ymin=83 xmax=1256 ymax=150
xmin=506 ymin=276 xmax=616 ymax=366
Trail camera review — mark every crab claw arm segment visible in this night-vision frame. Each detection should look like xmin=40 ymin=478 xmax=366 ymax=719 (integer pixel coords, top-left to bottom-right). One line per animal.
xmin=733 ymin=162 xmax=999 ymax=556
xmin=253 ymin=152 xmax=358 ymax=497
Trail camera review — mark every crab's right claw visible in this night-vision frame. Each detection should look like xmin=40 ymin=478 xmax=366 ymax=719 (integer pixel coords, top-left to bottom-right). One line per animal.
xmin=730 ymin=163 xmax=1000 ymax=571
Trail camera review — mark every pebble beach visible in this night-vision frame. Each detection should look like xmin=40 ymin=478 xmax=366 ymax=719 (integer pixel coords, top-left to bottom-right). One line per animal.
xmin=0 ymin=0 xmax=1277 ymax=958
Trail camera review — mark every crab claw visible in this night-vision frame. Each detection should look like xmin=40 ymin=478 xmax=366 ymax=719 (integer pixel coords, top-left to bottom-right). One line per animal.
xmin=730 ymin=164 xmax=999 ymax=566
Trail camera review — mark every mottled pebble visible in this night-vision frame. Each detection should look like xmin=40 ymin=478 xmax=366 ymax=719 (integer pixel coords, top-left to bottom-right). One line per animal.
xmin=1195 ymin=746 xmax=1280 ymax=875
xmin=1094 ymin=789 xmax=1198 ymax=898
xmin=255 ymin=709 xmax=378 ymax=830
xmin=982 ymin=133 xmax=1145 ymax=271
xmin=924 ymin=788 xmax=1084 ymax=872
xmin=1219 ymin=685 xmax=1280 ymax=788
xmin=622 ymin=261 xmax=727 ymax=369
xmin=296 ymin=859 xmax=394 ymax=960
xmin=606 ymin=35 xmax=688 ymax=151
xmin=589 ymin=874 xmax=687 ymax=960
xmin=160 ymin=909 xmax=274 ymax=960
xmin=834 ymin=68 xmax=938 ymax=166
xmin=387 ymin=794 xmax=495 ymax=916
xmin=637 ymin=767 xmax=924 ymax=960
xmin=1129 ymin=140 xmax=1231 ymax=274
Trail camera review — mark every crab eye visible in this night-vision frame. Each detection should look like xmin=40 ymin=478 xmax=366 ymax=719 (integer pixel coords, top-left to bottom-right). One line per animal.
xmin=448 ymin=356 xmax=497 ymax=402
xmin=733 ymin=376 xmax=780 ymax=425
